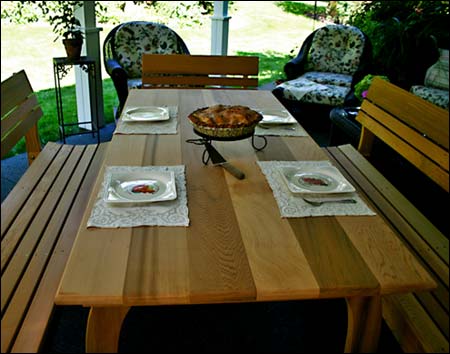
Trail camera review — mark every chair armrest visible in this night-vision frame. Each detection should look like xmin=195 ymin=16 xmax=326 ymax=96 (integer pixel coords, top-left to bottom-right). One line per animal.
xmin=105 ymin=59 xmax=129 ymax=118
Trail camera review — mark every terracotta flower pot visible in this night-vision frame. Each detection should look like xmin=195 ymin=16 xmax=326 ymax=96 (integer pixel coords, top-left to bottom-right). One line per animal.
xmin=63 ymin=38 xmax=83 ymax=60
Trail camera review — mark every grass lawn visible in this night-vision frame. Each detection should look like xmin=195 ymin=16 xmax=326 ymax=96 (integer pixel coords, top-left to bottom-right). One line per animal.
xmin=1 ymin=1 xmax=325 ymax=157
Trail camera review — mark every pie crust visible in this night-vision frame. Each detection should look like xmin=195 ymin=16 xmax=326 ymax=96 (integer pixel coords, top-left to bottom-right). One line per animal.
xmin=188 ymin=105 xmax=263 ymax=138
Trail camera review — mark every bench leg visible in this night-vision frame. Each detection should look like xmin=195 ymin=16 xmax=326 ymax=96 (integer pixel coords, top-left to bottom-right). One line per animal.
xmin=345 ymin=295 xmax=381 ymax=353
xmin=86 ymin=306 xmax=130 ymax=353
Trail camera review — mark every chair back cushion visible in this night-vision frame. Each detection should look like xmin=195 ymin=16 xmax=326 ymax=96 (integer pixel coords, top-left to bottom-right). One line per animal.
xmin=113 ymin=22 xmax=188 ymax=78
xmin=424 ymin=48 xmax=449 ymax=90
xmin=305 ymin=24 xmax=366 ymax=75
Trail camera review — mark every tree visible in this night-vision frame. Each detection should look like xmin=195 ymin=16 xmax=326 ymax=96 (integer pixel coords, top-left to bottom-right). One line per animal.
xmin=1 ymin=1 xmax=216 ymax=32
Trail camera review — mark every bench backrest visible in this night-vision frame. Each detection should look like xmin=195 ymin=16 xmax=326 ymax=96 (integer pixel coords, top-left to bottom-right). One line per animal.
xmin=1 ymin=70 xmax=42 ymax=165
xmin=357 ymin=77 xmax=449 ymax=192
xmin=142 ymin=54 xmax=259 ymax=89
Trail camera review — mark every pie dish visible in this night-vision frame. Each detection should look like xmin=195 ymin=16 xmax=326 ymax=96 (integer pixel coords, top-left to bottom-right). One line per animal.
xmin=279 ymin=165 xmax=355 ymax=194
xmin=188 ymin=104 xmax=263 ymax=138
xmin=122 ymin=106 xmax=170 ymax=122
xmin=104 ymin=170 xmax=177 ymax=204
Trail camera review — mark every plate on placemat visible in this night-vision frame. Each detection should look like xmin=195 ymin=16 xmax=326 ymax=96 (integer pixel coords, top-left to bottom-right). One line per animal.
xmin=258 ymin=109 xmax=297 ymax=125
xmin=104 ymin=170 xmax=177 ymax=204
xmin=122 ymin=107 xmax=170 ymax=122
xmin=279 ymin=165 xmax=355 ymax=194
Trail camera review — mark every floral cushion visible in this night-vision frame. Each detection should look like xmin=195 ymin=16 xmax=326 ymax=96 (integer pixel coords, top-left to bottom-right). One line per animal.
xmin=304 ymin=25 xmax=366 ymax=76
xmin=114 ymin=22 xmax=186 ymax=78
xmin=410 ymin=85 xmax=449 ymax=110
xmin=278 ymin=77 xmax=351 ymax=106
xmin=302 ymin=71 xmax=353 ymax=88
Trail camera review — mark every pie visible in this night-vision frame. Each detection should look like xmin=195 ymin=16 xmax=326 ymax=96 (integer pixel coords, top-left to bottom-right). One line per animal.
xmin=188 ymin=104 xmax=263 ymax=138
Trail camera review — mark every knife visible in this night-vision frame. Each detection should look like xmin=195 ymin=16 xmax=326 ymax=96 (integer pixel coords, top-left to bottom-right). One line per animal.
xmin=204 ymin=142 xmax=245 ymax=180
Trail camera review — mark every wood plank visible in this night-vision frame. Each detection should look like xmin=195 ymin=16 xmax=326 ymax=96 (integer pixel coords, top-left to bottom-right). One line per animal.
xmin=1 ymin=70 xmax=33 ymax=117
xmin=1 ymin=94 xmax=41 ymax=140
xmin=220 ymin=134 xmax=320 ymax=300
xmin=179 ymin=90 xmax=257 ymax=303
xmin=382 ymin=294 xmax=449 ymax=353
xmin=124 ymin=133 xmax=191 ymax=305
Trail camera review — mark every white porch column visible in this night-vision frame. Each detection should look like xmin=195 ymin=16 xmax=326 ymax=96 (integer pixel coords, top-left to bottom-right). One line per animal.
xmin=74 ymin=1 xmax=104 ymax=128
xmin=211 ymin=1 xmax=231 ymax=55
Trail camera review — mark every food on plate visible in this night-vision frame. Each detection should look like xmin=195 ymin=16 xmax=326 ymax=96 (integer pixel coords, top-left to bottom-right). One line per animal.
xmin=131 ymin=184 xmax=156 ymax=194
xmin=188 ymin=104 xmax=263 ymax=138
xmin=300 ymin=176 xmax=329 ymax=186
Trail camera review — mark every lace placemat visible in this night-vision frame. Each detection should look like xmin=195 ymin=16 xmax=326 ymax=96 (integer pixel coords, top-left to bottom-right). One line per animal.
xmin=254 ymin=122 xmax=308 ymax=137
xmin=87 ymin=165 xmax=189 ymax=228
xmin=114 ymin=106 xmax=178 ymax=135
xmin=257 ymin=160 xmax=376 ymax=218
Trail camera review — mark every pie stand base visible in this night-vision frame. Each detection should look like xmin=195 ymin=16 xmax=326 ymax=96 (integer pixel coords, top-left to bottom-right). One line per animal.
xmin=186 ymin=129 xmax=268 ymax=165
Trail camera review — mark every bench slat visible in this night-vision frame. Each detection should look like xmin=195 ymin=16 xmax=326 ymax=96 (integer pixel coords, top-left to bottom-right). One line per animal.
xmin=1 ymin=70 xmax=33 ymax=118
xmin=383 ymin=293 xmax=448 ymax=353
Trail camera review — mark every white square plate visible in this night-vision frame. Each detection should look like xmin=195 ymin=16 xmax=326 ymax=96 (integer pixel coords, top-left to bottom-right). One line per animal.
xmin=122 ymin=106 xmax=170 ymax=122
xmin=258 ymin=109 xmax=297 ymax=125
xmin=279 ymin=165 xmax=355 ymax=194
xmin=104 ymin=170 xmax=177 ymax=204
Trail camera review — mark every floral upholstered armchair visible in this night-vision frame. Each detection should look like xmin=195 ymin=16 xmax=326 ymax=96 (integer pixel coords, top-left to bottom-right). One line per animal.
xmin=103 ymin=21 xmax=190 ymax=118
xmin=273 ymin=24 xmax=372 ymax=114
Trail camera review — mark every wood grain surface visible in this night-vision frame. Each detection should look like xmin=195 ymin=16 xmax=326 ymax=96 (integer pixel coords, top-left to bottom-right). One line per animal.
xmin=56 ymin=90 xmax=435 ymax=307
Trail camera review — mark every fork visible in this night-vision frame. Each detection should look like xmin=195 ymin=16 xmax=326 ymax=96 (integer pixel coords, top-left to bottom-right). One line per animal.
xmin=302 ymin=197 xmax=357 ymax=206
xmin=258 ymin=123 xmax=296 ymax=131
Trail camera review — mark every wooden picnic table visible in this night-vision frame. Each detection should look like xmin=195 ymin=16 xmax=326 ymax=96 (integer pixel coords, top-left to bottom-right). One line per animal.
xmin=55 ymin=89 xmax=435 ymax=353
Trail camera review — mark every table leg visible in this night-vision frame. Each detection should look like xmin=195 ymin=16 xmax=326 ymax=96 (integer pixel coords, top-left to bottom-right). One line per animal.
xmin=345 ymin=295 xmax=381 ymax=353
xmin=86 ymin=306 xmax=130 ymax=353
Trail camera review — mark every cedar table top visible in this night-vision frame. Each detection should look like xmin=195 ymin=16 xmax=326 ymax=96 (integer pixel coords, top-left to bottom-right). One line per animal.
xmin=56 ymin=89 xmax=434 ymax=307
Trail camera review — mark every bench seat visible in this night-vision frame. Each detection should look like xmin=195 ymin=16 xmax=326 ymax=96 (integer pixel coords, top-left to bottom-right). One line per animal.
xmin=322 ymin=77 xmax=448 ymax=353
xmin=1 ymin=70 xmax=108 ymax=353
xmin=324 ymin=144 xmax=448 ymax=353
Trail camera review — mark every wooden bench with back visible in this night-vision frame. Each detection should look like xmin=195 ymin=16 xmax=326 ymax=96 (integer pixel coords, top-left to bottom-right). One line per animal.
xmin=324 ymin=77 xmax=449 ymax=353
xmin=141 ymin=54 xmax=259 ymax=89
xmin=1 ymin=70 xmax=108 ymax=353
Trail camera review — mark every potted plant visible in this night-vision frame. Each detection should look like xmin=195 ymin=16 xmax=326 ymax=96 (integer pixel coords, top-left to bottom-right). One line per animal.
xmin=61 ymin=17 xmax=84 ymax=60
xmin=48 ymin=1 xmax=84 ymax=60
xmin=354 ymin=74 xmax=390 ymax=102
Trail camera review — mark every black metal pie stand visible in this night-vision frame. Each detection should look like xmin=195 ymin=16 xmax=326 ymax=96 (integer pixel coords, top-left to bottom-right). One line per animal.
xmin=186 ymin=128 xmax=268 ymax=166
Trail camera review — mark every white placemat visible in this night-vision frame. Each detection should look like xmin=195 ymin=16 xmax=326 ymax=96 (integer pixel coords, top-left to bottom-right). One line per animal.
xmin=87 ymin=165 xmax=189 ymax=228
xmin=254 ymin=122 xmax=308 ymax=137
xmin=257 ymin=160 xmax=376 ymax=218
xmin=114 ymin=106 xmax=178 ymax=135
